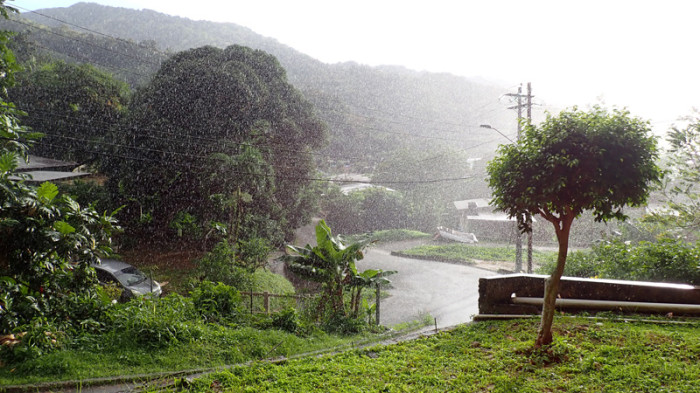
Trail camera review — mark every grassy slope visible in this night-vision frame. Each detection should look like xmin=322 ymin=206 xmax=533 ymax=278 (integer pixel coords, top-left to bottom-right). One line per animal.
xmin=181 ymin=317 xmax=700 ymax=393
xmin=394 ymin=243 xmax=558 ymax=265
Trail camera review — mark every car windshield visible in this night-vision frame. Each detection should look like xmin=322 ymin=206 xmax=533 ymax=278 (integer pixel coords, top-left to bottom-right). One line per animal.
xmin=114 ymin=266 xmax=148 ymax=286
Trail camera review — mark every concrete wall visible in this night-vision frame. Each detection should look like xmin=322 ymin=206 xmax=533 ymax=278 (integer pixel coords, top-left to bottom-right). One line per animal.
xmin=479 ymin=274 xmax=700 ymax=316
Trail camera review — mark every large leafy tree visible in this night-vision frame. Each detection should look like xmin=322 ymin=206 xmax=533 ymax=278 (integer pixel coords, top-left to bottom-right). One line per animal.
xmin=487 ymin=107 xmax=661 ymax=347
xmin=9 ymin=60 xmax=130 ymax=164
xmin=107 ymin=45 xmax=326 ymax=244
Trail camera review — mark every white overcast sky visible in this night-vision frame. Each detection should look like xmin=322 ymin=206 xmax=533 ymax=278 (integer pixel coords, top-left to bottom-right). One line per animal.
xmin=11 ymin=0 xmax=700 ymax=135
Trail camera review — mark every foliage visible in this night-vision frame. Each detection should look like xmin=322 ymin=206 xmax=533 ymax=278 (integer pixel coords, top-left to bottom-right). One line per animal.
xmin=9 ymin=60 xmax=130 ymax=164
xmin=177 ymin=318 xmax=700 ymax=393
xmin=373 ymin=147 xmax=480 ymax=232
xmin=538 ymin=237 xmax=700 ymax=284
xmin=0 ymin=6 xmax=120 ymax=337
xmin=270 ymin=307 xmax=302 ymax=334
xmin=106 ymin=44 xmax=327 ymax=244
xmin=283 ymin=220 xmax=393 ymax=330
xmin=0 ymin=312 xmax=377 ymax=386
xmin=644 ymin=112 xmax=700 ymax=240
xmin=190 ymin=281 xmax=244 ymax=323
xmin=104 ymin=294 xmax=200 ymax=350
xmin=487 ymin=106 xmax=661 ymax=347
xmin=196 ymin=240 xmax=253 ymax=290
xmin=322 ymin=185 xmax=409 ymax=234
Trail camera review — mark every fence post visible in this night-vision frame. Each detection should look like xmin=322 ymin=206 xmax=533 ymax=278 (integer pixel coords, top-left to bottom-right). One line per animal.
xmin=250 ymin=291 xmax=254 ymax=314
xmin=375 ymin=283 xmax=381 ymax=326
xmin=264 ymin=291 xmax=270 ymax=314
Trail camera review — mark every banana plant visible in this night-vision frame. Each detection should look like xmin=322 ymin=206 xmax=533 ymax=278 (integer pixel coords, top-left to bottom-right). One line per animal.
xmin=283 ymin=220 xmax=372 ymax=318
xmin=348 ymin=268 xmax=396 ymax=317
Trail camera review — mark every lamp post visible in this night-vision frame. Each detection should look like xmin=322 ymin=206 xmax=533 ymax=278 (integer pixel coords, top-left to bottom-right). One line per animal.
xmin=479 ymin=124 xmax=514 ymax=143
xmin=480 ymin=123 xmax=524 ymax=272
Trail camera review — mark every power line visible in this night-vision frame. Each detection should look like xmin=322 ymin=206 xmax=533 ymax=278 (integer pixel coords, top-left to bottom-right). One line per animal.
xmin=32 ymin=140 xmax=475 ymax=185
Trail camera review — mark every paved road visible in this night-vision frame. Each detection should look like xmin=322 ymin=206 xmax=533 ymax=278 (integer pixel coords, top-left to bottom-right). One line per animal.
xmin=357 ymin=246 xmax=498 ymax=329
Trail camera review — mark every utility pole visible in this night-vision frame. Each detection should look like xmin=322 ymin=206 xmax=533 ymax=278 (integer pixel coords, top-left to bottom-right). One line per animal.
xmin=504 ymin=83 xmax=535 ymax=273
xmin=525 ymin=82 xmax=533 ymax=274
xmin=504 ymin=86 xmax=523 ymax=272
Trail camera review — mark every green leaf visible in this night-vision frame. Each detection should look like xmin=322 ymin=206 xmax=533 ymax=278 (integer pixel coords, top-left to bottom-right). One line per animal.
xmin=37 ymin=182 xmax=59 ymax=202
xmin=0 ymin=151 xmax=17 ymax=173
xmin=54 ymin=221 xmax=76 ymax=234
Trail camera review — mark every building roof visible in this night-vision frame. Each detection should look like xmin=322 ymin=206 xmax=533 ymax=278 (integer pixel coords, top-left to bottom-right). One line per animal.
xmin=10 ymin=170 xmax=91 ymax=183
xmin=453 ymin=198 xmax=491 ymax=210
xmin=11 ymin=155 xmax=90 ymax=183
xmin=16 ymin=155 xmax=79 ymax=171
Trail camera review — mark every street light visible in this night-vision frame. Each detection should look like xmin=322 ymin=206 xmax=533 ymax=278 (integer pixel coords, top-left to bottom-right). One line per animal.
xmin=479 ymin=124 xmax=527 ymax=272
xmin=479 ymin=124 xmax=514 ymax=143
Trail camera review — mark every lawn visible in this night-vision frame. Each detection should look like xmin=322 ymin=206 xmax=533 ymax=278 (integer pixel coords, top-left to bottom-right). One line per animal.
xmin=172 ymin=317 xmax=700 ymax=392
xmin=394 ymin=243 xmax=559 ymax=265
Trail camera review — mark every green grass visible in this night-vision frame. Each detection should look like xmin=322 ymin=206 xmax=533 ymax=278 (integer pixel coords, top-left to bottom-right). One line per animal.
xmin=168 ymin=317 xmax=700 ymax=392
xmin=0 ymin=324 xmax=385 ymax=386
xmin=395 ymin=243 xmax=558 ymax=265
xmin=346 ymin=229 xmax=432 ymax=244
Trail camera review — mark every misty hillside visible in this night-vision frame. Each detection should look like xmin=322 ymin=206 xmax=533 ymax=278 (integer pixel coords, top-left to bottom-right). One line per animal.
xmin=8 ymin=2 xmax=515 ymax=170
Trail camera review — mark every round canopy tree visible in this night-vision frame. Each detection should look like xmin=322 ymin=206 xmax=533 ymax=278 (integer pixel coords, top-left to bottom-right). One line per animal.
xmin=487 ymin=107 xmax=661 ymax=347
xmin=107 ymin=45 xmax=327 ymax=244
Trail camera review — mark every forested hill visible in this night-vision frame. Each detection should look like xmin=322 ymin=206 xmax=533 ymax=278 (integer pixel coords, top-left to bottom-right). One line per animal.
xmin=7 ymin=2 xmax=515 ymax=169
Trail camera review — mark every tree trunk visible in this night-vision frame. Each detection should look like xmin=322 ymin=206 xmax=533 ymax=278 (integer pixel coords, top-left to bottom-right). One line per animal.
xmin=535 ymin=216 xmax=572 ymax=347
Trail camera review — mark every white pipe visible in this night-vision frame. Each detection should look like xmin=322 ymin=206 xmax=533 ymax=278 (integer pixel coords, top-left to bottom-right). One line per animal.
xmin=511 ymin=295 xmax=700 ymax=314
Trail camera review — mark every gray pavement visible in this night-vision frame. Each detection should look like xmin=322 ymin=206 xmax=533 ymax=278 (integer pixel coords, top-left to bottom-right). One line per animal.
xmin=358 ymin=245 xmax=498 ymax=329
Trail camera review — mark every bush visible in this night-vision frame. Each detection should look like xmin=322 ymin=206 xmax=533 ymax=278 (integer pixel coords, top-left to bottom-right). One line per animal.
xmin=190 ymin=281 xmax=244 ymax=322
xmin=538 ymin=237 xmax=700 ymax=284
xmin=271 ymin=307 xmax=302 ymax=334
xmin=0 ymin=317 xmax=66 ymax=364
xmin=105 ymin=294 xmax=200 ymax=349
xmin=322 ymin=186 xmax=410 ymax=235
xmin=196 ymin=240 xmax=253 ymax=290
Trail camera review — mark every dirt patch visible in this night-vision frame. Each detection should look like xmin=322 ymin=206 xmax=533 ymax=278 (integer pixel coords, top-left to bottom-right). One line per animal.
xmin=119 ymin=246 xmax=202 ymax=270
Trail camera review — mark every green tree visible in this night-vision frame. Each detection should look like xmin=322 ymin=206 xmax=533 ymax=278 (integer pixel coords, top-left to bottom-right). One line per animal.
xmin=646 ymin=112 xmax=700 ymax=239
xmin=373 ymin=147 xmax=479 ymax=232
xmin=9 ymin=60 xmax=130 ymax=164
xmin=107 ymin=45 xmax=326 ymax=244
xmin=0 ymin=2 xmax=119 ymax=334
xmin=487 ymin=107 xmax=661 ymax=347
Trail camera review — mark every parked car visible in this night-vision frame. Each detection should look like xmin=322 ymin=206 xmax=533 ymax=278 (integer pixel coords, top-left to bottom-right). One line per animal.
xmin=92 ymin=259 xmax=161 ymax=300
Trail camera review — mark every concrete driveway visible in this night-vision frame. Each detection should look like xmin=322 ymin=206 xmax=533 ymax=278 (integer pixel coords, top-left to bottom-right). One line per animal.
xmin=357 ymin=245 xmax=498 ymax=329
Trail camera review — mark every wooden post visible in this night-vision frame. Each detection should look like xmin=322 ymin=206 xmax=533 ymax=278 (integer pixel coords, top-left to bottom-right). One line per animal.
xmin=375 ymin=283 xmax=381 ymax=326
xmin=250 ymin=291 xmax=254 ymax=314
xmin=264 ymin=291 xmax=270 ymax=315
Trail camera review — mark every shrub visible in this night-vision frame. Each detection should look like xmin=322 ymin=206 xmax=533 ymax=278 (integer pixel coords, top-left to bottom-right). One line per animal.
xmin=190 ymin=281 xmax=244 ymax=322
xmin=105 ymin=294 xmax=200 ymax=349
xmin=537 ymin=237 xmax=700 ymax=284
xmin=196 ymin=240 xmax=253 ymax=290
xmin=0 ymin=317 xmax=66 ymax=364
xmin=271 ymin=307 xmax=302 ymax=334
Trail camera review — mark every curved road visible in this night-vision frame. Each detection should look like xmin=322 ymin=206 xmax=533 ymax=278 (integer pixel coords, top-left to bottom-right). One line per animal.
xmin=357 ymin=245 xmax=498 ymax=329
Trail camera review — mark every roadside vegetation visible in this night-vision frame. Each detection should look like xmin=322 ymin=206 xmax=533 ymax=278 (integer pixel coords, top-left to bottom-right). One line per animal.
xmin=166 ymin=317 xmax=700 ymax=392
xmin=537 ymin=236 xmax=700 ymax=285
xmin=394 ymin=243 xmax=558 ymax=266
